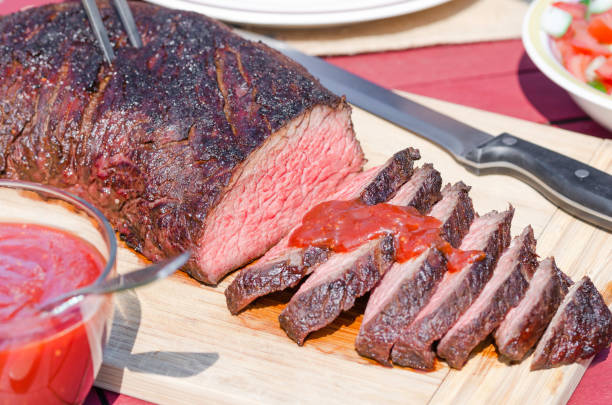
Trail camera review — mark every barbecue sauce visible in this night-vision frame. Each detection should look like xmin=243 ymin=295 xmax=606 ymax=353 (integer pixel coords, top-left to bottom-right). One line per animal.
xmin=289 ymin=199 xmax=484 ymax=272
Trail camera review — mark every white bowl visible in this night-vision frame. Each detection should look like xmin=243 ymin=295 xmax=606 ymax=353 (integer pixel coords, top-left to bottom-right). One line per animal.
xmin=523 ymin=0 xmax=612 ymax=131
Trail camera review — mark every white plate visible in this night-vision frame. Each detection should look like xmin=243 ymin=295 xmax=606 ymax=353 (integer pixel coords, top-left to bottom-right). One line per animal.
xmin=143 ymin=0 xmax=454 ymax=27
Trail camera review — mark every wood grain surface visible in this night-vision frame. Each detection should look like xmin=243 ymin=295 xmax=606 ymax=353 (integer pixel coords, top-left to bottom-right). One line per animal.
xmin=85 ymin=93 xmax=611 ymax=404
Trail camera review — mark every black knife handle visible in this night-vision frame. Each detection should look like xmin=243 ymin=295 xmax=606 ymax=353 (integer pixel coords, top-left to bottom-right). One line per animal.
xmin=463 ymin=133 xmax=612 ymax=232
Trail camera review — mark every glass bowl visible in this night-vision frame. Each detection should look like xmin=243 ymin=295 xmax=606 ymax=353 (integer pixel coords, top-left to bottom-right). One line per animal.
xmin=0 ymin=180 xmax=117 ymax=405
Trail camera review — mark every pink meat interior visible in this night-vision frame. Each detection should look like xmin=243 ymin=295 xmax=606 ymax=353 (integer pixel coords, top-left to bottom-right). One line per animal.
xmin=297 ymin=239 xmax=380 ymax=294
xmin=459 ymin=211 xmax=506 ymax=251
xmin=496 ymin=259 xmax=556 ymax=341
xmin=429 ymin=187 xmax=460 ymax=223
xmin=363 ymin=250 xmax=429 ymax=324
xmin=248 ymin=165 xmax=382 ymax=267
xmin=387 ymin=165 xmax=428 ymax=205
xmin=446 ymin=231 xmax=524 ymax=333
xmin=534 ymin=277 xmax=583 ymax=352
xmin=197 ymin=105 xmax=364 ymax=283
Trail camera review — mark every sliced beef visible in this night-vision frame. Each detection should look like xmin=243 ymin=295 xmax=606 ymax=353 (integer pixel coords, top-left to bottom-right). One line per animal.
xmin=225 ymin=157 xmax=439 ymax=315
xmin=391 ymin=207 xmax=514 ymax=370
xmin=531 ymin=276 xmax=612 ymax=370
xmin=355 ymin=182 xmax=475 ymax=365
xmin=0 ymin=2 xmax=365 ymax=285
xmin=437 ymin=226 xmax=538 ymax=369
xmin=359 ymin=148 xmax=422 ymax=206
xmin=429 ymin=182 xmax=475 ymax=248
xmin=494 ymin=258 xmax=571 ymax=362
xmin=356 ymin=248 xmax=447 ymax=366
xmin=279 ymin=235 xmax=396 ymax=345
xmin=388 ymin=164 xmax=442 ymax=214
xmin=278 ymin=167 xmax=443 ymax=344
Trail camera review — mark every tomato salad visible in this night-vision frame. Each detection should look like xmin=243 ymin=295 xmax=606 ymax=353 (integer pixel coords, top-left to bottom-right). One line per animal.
xmin=543 ymin=0 xmax=612 ymax=94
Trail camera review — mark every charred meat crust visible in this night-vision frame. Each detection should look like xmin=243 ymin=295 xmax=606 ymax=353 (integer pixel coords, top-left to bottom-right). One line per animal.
xmin=494 ymin=258 xmax=571 ymax=362
xmin=279 ymin=234 xmax=395 ymax=345
xmin=360 ymin=147 xmax=420 ymax=205
xmin=225 ymin=246 xmax=328 ymax=315
xmin=436 ymin=226 xmax=538 ymax=369
xmin=479 ymin=207 xmax=514 ymax=270
xmin=224 ymin=148 xmax=421 ymax=314
xmin=0 ymin=2 xmax=352 ymax=278
xmin=531 ymin=277 xmax=612 ymax=370
xmin=390 ymin=208 xmax=514 ymax=370
xmin=403 ymin=164 xmax=442 ymax=214
xmin=438 ymin=182 xmax=474 ymax=248
xmin=355 ymin=248 xmax=447 ymax=366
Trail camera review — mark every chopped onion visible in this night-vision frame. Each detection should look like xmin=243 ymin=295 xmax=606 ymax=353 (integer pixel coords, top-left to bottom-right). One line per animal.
xmin=585 ymin=55 xmax=607 ymax=81
xmin=589 ymin=0 xmax=612 ymax=14
xmin=542 ymin=7 xmax=573 ymax=38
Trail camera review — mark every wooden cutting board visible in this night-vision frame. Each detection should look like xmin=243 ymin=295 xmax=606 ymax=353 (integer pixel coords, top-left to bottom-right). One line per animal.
xmin=92 ymin=92 xmax=611 ymax=405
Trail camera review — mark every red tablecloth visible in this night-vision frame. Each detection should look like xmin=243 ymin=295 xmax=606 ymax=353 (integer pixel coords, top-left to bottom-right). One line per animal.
xmin=2 ymin=2 xmax=610 ymax=404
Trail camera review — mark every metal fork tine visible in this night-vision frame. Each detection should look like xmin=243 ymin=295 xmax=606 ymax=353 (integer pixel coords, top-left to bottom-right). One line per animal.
xmin=113 ymin=0 xmax=143 ymax=48
xmin=81 ymin=0 xmax=115 ymax=63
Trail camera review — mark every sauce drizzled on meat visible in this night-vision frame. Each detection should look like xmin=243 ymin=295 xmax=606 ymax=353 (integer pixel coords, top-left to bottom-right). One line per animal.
xmin=289 ymin=200 xmax=484 ymax=272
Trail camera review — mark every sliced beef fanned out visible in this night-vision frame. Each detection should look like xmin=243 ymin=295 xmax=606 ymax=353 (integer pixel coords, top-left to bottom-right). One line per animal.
xmin=0 ymin=2 xmax=366 ymax=286
xmin=225 ymin=156 xmax=437 ymax=315
xmin=355 ymin=182 xmax=475 ymax=365
xmin=278 ymin=168 xmax=444 ymax=344
xmin=494 ymin=258 xmax=571 ymax=362
xmin=391 ymin=208 xmax=514 ymax=370
xmin=437 ymin=226 xmax=538 ymax=369
xmin=531 ymin=276 xmax=612 ymax=370
xmin=279 ymin=235 xmax=396 ymax=345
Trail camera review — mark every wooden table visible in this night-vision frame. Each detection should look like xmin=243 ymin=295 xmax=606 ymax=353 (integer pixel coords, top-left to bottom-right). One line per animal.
xmin=1 ymin=2 xmax=609 ymax=404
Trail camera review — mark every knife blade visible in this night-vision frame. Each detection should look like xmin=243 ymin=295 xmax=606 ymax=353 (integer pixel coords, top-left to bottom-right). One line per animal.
xmin=237 ymin=30 xmax=612 ymax=232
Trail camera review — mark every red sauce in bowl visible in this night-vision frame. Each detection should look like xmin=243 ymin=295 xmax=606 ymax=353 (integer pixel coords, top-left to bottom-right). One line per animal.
xmin=0 ymin=223 xmax=104 ymax=322
xmin=289 ymin=199 xmax=484 ymax=273
xmin=0 ymin=223 xmax=111 ymax=405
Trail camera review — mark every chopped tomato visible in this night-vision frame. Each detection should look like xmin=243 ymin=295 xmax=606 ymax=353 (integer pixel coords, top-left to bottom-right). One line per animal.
xmin=571 ymin=25 xmax=612 ymax=55
xmin=588 ymin=14 xmax=612 ymax=43
xmin=555 ymin=38 xmax=577 ymax=63
xmin=565 ymin=54 xmax=594 ymax=82
xmin=595 ymin=57 xmax=612 ymax=80
xmin=552 ymin=2 xmax=587 ymax=20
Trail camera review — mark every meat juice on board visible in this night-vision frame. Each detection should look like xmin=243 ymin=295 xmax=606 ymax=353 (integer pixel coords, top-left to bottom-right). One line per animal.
xmin=288 ymin=199 xmax=484 ymax=272
xmin=0 ymin=223 xmax=108 ymax=405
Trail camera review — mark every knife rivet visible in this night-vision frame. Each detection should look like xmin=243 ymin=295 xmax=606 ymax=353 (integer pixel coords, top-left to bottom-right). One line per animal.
xmin=502 ymin=136 xmax=517 ymax=146
xmin=574 ymin=169 xmax=589 ymax=179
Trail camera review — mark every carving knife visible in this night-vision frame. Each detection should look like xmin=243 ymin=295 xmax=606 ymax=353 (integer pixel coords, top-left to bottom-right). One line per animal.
xmin=237 ymin=30 xmax=612 ymax=232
